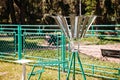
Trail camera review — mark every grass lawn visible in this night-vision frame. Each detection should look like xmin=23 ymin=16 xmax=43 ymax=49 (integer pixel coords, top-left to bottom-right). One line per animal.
xmin=0 ymin=60 xmax=99 ymax=80
xmin=80 ymin=37 xmax=120 ymax=45
xmin=0 ymin=53 xmax=120 ymax=80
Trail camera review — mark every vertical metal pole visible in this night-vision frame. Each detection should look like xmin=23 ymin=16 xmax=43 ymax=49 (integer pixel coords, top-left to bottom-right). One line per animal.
xmin=57 ymin=33 xmax=59 ymax=60
xmin=18 ymin=25 xmax=22 ymax=60
xmin=23 ymin=32 xmax=25 ymax=54
xmin=28 ymin=65 xmax=35 ymax=80
xmin=22 ymin=63 xmax=26 ymax=80
xmin=61 ymin=33 xmax=66 ymax=71
xmin=66 ymin=52 xmax=74 ymax=80
xmin=14 ymin=31 xmax=17 ymax=53
xmin=68 ymin=42 xmax=71 ymax=61
xmin=76 ymin=51 xmax=86 ymax=80
xmin=91 ymin=25 xmax=94 ymax=37
xmin=73 ymin=51 xmax=76 ymax=80
xmin=37 ymin=73 xmax=42 ymax=80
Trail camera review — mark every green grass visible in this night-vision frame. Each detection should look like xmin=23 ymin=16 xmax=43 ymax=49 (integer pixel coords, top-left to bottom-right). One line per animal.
xmin=80 ymin=54 xmax=120 ymax=78
xmin=26 ymin=38 xmax=45 ymax=44
xmin=0 ymin=53 xmax=120 ymax=80
xmin=24 ymin=49 xmax=61 ymax=61
xmin=80 ymin=53 xmax=119 ymax=68
xmin=0 ymin=60 xmax=100 ymax=80
xmin=81 ymin=37 xmax=120 ymax=45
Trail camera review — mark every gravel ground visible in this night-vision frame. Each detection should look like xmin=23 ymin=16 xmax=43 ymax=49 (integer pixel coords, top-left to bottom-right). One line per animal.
xmin=79 ymin=44 xmax=120 ymax=63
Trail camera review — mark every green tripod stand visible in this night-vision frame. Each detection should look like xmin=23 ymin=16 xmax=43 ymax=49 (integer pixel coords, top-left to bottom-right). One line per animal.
xmin=66 ymin=50 xmax=86 ymax=80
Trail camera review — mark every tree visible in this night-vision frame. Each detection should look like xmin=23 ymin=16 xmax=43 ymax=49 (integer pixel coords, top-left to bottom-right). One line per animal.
xmin=95 ymin=0 xmax=120 ymax=24
xmin=114 ymin=0 xmax=120 ymax=24
xmin=0 ymin=0 xmax=119 ymax=24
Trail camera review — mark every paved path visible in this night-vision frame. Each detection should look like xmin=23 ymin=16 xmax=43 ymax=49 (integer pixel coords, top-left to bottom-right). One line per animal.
xmin=79 ymin=44 xmax=120 ymax=63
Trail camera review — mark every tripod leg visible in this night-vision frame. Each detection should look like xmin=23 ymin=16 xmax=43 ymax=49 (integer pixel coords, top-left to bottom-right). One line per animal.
xmin=66 ymin=53 xmax=74 ymax=80
xmin=37 ymin=73 xmax=42 ymax=80
xmin=73 ymin=52 xmax=76 ymax=80
xmin=76 ymin=52 xmax=86 ymax=80
xmin=28 ymin=65 xmax=35 ymax=80
xmin=37 ymin=66 xmax=45 ymax=80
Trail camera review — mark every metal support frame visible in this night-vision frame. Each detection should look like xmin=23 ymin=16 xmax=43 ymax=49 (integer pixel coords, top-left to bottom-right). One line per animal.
xmin=27 ymin=65 xmax=45 ymax=80
xmin=14 ymin=59 xmax=33 ymax=80
xmin=61 ymin=33 xmax=66 ymax=71
xmin=66 ymin=50 xmax=86 ymax=80
xmin=28 ymin=60 xmax=66 ymax=80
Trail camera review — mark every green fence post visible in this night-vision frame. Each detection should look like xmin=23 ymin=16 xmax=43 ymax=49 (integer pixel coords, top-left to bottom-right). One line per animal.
xmin=61 ymin=33 xmax=66 ymax=71
xmin=91 ymin=25 xmax=94 ymax=37
xmin=18 ymin=25 xmax=22 ymax=59
xmin=73 ymin=51 xmax=76 ymax=80
xmin=76 ymin=51 xmax=86 ymax=80
xmin=14 ymin=30 xmax=17 ymax=53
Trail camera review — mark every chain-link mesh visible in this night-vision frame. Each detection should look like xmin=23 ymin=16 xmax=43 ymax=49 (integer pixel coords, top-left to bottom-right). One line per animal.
xmin=23 ymin=31 xmax=64 ymax=63
xmin=0 ymin=25 xmax=18 ymax=61
xmin=0 ymin=32 xmax=16 ymax=59
xmin=0 ymin=25 xmax=67 ymax=62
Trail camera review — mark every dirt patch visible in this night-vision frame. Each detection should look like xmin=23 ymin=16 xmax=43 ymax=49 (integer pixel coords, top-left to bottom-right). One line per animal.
xmin=79 ymin=44 xmax=120 ymax=63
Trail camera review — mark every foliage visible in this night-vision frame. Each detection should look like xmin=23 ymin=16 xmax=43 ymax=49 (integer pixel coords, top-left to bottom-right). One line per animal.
xmin=85 ymin=0 xmax=96 ymax=15
xmin=0 ymin=0 xmax=119 ymax=24
xmin=95 ymin=0 xmax=120 ymax=24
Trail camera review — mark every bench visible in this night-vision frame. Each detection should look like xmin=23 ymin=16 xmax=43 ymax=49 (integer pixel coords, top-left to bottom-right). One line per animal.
xmin=101 ymin=49 xmax=120 ymax=58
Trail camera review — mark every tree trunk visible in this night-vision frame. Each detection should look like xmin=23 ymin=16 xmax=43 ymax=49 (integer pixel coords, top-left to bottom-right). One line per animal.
xmin=6 ymin=0 xmax=17 ymax=24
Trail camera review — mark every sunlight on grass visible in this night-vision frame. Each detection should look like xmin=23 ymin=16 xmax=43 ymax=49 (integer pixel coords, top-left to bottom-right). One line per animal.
xmin=0 ymin=61 xmax=99 ymax=80
xmin=81 ymin=37 xmax=120 ymax=45
xmin=0 ymin=52 xmax=120 ymax=80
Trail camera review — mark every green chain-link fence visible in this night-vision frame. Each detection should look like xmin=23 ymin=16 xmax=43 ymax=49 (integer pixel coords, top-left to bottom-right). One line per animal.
xmin=22 ymin=27 xmax=65 ymax=61
xmin=0 ymin=25 xmax=18 ymax=61
xmin=0 ymin=25 xmax=67 ymax=63
xmin=0 ymin=24 xmax=120 ymax=80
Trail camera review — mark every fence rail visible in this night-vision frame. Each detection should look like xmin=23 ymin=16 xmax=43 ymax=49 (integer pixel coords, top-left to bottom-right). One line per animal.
xmin=87 ymin=24 xmax=120 ymax=37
